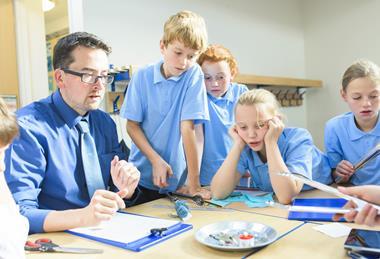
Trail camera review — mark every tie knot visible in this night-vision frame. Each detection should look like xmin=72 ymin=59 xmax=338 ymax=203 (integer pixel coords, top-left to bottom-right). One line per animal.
xmin=77 ymin=119 xmax=89 ymax=134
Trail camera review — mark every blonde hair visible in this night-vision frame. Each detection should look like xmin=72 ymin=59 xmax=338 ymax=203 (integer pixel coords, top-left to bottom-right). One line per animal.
xmin=342 ymin=59 xmax=380 ymax=91
xmin=162 ymin=10 xmax=208 ymax=52
xmin=197 ymin=44 xmax=238 ymax=77
xmin=0 ymin=98 xmax=18 ymax=147
xmin=236 ymin=89 xmax=282 ymax=122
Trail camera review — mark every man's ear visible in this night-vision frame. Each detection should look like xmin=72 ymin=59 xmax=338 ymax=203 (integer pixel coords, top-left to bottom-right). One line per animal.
xmin=340 ymin=89 xmax=347 ymax=102
xmin=54 ymin=69 xmax=64 ymax=89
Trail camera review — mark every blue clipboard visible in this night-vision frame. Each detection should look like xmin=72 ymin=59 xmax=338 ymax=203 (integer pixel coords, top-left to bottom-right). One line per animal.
xmin=66 ymin=211 xmax=192 ymax=252
xmin=288 ymin=198 xmax=347 ymax=222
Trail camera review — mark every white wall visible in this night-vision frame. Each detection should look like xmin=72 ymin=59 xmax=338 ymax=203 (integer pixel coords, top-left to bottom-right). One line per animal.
xmin=302 ymin=0 xmax=380 ymax=149
xmin=82 ymin=0 xmax=308 ymax=128
xmin=14 ymin=0 xmax=49 ymax=106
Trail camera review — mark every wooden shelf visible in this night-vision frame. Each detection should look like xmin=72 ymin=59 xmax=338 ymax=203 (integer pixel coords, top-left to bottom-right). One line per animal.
xmin=234 ymin=74 xmax=322 ymax=88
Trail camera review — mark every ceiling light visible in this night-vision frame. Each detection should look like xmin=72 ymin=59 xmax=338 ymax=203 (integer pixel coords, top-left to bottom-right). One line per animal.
xmin=43 ymin=0 xmax=55 ymax=12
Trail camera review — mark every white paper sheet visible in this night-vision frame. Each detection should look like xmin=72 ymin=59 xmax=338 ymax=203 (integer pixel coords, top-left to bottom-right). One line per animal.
xmin=69 ymin=212 xmax=180 ymax=243
xmin=313 ymin=223 xmax=351 ymax=238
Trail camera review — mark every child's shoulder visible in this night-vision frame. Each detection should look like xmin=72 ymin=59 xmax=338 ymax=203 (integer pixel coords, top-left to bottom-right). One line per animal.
xmin=185 ymin=63 xmax=203 ymax=77
xmin=326 ymin=112 xmax=353 ymax=127
xmin=230 ymin=82 xmax=249 ymax=94
xmin=133 ymin=62 xmax=157 ymax=77
xmin=283 ymin=127 xmax=311 ymax=138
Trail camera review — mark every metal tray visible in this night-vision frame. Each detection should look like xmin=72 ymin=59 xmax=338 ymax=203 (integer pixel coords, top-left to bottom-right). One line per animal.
xmin=195 ymin=221 xmax=277 ymax=251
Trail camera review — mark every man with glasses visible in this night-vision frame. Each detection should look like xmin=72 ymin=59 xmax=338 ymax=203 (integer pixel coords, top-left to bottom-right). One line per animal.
xmin=5 ymin=32 xmax=140 ymax=234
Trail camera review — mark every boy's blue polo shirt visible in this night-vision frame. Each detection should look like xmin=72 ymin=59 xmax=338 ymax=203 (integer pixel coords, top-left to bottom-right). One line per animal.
xmin=200 ymin=83 xmax=248 ymax=185
xmin=120 ymin=60 xmax=209 ymax=192
xmin=325 ymin=112 xmax=380 ymax=185
xmin=237 ymin=127 xmax=332 ymax=192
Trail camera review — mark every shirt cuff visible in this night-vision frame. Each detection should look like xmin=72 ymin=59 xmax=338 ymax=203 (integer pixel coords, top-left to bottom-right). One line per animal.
xmin=19 ymin=206 xmax=52 ymax=234
xmin=124 ymin=186 xmax=142 ymax=207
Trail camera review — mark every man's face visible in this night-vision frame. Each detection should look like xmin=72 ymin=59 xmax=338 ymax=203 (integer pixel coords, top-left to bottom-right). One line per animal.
xmin=56 ymin=46 xmax=109 ymax=115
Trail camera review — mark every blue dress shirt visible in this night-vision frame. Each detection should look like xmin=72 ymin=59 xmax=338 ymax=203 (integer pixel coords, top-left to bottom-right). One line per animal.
xmin=5 ymin=91 xmax=129 ymax=234
xmin=120 ymin=60 xmax=209 ymax=192
xmin=237 ymin=127 xmax=332 ymax=192
xmin=325 ymin=112 xmax=380 ymax=185
xmin=200 ymin=83 xmax=248 ymax=185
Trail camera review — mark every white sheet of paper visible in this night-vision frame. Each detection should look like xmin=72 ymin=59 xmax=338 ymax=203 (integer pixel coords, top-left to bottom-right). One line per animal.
xmin=69 ymin=212 xmax=180 ymax=243
xmin=313 ymin=223 xmax=351 ymax=238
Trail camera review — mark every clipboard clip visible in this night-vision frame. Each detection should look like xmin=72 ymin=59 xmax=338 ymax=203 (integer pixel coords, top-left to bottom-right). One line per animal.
xmin=150 ymin=227 xmax=168 ymax=237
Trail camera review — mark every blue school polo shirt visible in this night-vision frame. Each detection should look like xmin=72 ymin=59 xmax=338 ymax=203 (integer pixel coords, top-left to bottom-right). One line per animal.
xmin=200 ymin=83 xmax=248 ymax=185
xmin=325 ymin=112 xmax=380 ymax=185
xmin=120 ymin=60 xmax=209 ymax=192
xmin=236 ymin=127 xmax=332 ymax=192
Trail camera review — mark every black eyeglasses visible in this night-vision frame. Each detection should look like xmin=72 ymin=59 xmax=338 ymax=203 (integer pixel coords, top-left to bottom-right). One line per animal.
xmin=62 ymin=68 xmax=114 ymax=85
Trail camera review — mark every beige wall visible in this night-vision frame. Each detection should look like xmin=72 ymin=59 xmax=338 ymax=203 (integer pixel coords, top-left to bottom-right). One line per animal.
xmin=0 ymin=0 xmax=19 ymax=106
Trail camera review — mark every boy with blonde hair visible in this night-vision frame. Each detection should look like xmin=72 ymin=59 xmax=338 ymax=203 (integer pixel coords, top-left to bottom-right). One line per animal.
xmin=120 ymin=10 xmax=210 ymax=203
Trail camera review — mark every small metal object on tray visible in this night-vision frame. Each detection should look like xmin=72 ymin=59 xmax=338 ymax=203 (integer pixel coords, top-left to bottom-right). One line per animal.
xmin=195 ymin=221 xmax=277 ymax=251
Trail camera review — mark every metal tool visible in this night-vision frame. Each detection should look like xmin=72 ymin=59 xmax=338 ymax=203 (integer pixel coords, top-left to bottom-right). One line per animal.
xmin=170 ymin=192 xmax=223 ymax=207
xmin=25 ymin=238 xmax=103 ymax=254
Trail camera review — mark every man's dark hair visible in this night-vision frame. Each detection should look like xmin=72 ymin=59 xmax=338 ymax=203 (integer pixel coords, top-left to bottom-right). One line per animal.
xmin=53 ymin=32 xmax=112 ymax=69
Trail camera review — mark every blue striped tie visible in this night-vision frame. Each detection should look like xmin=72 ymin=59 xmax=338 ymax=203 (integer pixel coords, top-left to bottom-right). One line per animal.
xmin=77 ymin=119 xmax=105 ymax=198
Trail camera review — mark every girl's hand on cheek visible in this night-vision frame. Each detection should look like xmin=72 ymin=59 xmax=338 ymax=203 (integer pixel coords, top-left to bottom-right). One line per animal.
xmin=264 ymin=116 xmax=284 ymax=144
xmin=229 ymin=125 xmax=246 ymax=149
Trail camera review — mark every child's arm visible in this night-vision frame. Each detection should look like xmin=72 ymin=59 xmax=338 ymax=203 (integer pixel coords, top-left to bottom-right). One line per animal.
xmin=180 ymin=120 xmax=210 ymax=198
xmin=324 ymin=121 xmax=353 ymax=183
xmin=265 ymin=118 xmax=303 ymax=204
xmin=211 ymin=126 xmax=245 ymax=199
xmin=195 ymin=123 xmax=204 ymax=172
xmin=127 ymin=120 xmax=173 ymax=187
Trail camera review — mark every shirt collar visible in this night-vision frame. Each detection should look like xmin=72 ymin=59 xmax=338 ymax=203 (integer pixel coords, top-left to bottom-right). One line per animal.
xmin=247 ymin=147 xmax=266 ymax=167
xmin=348 ymin=113 xmax=380 ymax=141
xmin=52 ymin=90 xmax=83 ymax=128
xmin=208 ymin=83 xmax=234 ymax=103
xmin=153 ymin=60 xmax=183 ymax=84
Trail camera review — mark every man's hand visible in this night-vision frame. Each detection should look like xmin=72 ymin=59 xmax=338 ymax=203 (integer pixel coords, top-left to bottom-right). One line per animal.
xmin=110 ymin=156 xmax=140 ymax=199
xmin=80 ymin=189 xmax=125 ymax=227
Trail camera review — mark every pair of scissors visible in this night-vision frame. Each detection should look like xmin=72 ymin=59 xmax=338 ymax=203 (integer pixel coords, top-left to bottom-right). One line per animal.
xmin=25 ymin=238 xmax=103 ymax=254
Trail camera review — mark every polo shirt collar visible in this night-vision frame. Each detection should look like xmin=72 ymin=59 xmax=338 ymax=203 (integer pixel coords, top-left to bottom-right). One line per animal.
xmin=249 ymin=147 xmax=265 ymax=167
xmin=52 ymin=90 xmax=83 ymax=128
xmin=208 ymin=83 xmax=234 ymax=103
xmin=348 ymin=112 xmax=380 ymax=141
xmin=153 ymin=60 xmax=183 ymax=84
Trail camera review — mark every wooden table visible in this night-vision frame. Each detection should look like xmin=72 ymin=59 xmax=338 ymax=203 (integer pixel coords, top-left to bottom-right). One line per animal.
xmin=26 ymin=190 xmax=379 ymax=258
